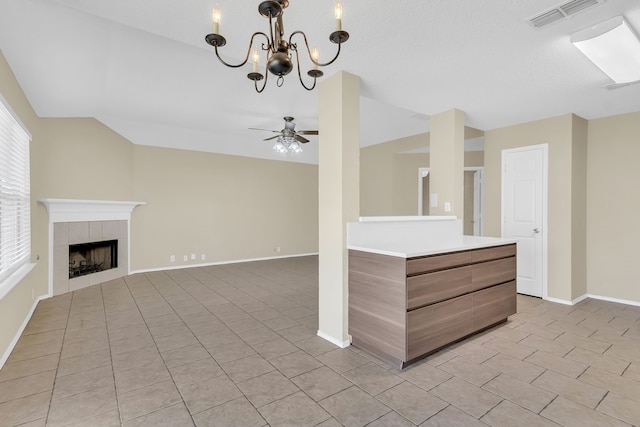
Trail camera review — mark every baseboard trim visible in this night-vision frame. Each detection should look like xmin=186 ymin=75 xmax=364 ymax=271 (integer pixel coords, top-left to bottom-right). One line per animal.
xmin=131 ymin=252 xmax=319 ymax=275
xmin=544 ymin=293 xmax=640 ymax=307
xmin=0 ymin=294 xmax=46 ymax=370
xmin=317 ymin=330 xmax=350 ymax=349
xmin=571 ymin=294 xmax=590 ymax=305
xmin=584 ymin=293 xmax=640 ymax=308
xmin=543 ymin=296 xmax=574 ymax=306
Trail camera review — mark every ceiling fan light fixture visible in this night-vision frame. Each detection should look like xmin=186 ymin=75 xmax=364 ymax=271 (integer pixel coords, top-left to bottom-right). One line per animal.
xmin=272 ymin=135 xmax=303 ymax=154
xmin=273 ymin=137 xmax=288 ymax=153
xmin=571 ymin=16 xmax=640 ymax=84
xmin=204 ymin=0 xmax=349 ymax=92
xmin=254 ymin=116 xmax=313 ymax=154
xmin=289 ymin=140 xmax=303 ymax=153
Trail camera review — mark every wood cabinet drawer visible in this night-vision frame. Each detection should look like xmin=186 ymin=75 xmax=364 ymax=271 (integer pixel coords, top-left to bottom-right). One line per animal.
xmin=471 ymin=244 xmax=516 ymax=263
xmin=473 ymin=281 xmax=517 ymax=330
xmin=472 ymin=257 xmax=516 ymax=291
xmin=407 ymin=294 xmax=473 ymax=361
xmin=407 ymin=251 xmax=471 ymax=276
xmin=407 ymin=266 xmax=472 ymax=310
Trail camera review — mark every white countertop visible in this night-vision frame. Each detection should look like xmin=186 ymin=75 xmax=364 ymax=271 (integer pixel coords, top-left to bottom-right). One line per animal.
xmin=358 ymin=215 xmax=457 ymax=222
xmin=348 ymin=235 xmax=517 ymax=258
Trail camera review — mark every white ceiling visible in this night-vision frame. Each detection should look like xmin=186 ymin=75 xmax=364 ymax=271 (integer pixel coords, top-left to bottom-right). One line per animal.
xmin=1 ymin=0 xmax=639 ymax=164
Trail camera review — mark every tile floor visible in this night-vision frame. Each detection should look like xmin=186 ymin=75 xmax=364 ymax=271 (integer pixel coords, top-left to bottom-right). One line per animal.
xmin=1 ymin=256 xmax=640 ymax=426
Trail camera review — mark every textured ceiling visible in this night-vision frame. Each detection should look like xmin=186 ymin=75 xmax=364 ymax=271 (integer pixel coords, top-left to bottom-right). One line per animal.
xmin=1 ymin=0 xmax=639 ymax=164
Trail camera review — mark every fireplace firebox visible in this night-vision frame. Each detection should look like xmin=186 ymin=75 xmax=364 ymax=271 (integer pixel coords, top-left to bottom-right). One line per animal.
xmin=69 ymin=239 xmax=118 ymax=279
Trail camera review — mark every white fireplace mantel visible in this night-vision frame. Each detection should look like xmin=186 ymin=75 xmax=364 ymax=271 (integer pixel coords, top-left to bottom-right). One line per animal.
xmin=39 ymin=199 xmax=146 ymax=296
xmin=39 ymin=198 xmax=146 ymax=223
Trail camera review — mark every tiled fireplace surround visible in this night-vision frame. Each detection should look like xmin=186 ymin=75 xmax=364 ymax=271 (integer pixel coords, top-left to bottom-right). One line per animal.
xmin=40 ymin=199 xmax=145 ymax=296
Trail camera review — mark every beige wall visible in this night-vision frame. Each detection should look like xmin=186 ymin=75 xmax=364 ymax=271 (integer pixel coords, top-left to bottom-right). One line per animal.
xmin=131 ymin=146 xmax=318 ymax=270
xmin=587 ymin=112 xmax=640 ymax=302
xmin=36 ymin=118 xmax=134 ymax=201
xmin=484 ymin=114 xmax=586 ymax=302
xmin=360 ymin=131 xmax=484 ymax=217
xmin=360 ymin=133 xmax=429 ymax=215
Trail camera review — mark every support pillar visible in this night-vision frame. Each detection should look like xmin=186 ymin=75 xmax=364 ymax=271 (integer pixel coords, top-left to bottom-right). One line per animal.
xmin=429 ymin=109 xmax=465 ymax=218
xmin=317 ymin=71 xmax=360 ymax=347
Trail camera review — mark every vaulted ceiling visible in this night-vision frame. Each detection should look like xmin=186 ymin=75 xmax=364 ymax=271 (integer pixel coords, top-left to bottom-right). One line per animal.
xmin=1 ymin=0 xmax=639 ymax=164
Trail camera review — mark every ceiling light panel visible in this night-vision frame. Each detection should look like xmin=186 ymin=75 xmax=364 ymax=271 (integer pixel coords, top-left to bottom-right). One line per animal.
xmin=571 ymin=16 xmax=640 ymax=84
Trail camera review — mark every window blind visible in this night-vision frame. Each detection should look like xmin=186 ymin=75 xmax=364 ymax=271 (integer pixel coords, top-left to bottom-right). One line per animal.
xmin=0 ymin=97 xmax=31 ymax=284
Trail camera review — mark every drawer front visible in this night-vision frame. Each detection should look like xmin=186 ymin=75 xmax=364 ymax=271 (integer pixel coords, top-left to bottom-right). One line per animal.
xmin=407 ymin=251 xmax=472 ymax=276
xmin=407 ymin=266 xmax=472 ymax=310
xmin=472 ymin=257 xmax=516 ymax=291
xmin=471 ymin=244 xmax=516 ymax=263
xmin=473 ymin=281 xmax=517 ymax=331
xmin=407 ymin=294 xmax=473 ymax=361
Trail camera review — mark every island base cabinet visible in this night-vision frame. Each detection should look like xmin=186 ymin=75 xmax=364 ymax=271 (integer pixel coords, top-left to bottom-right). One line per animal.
xmin=473 ymin=281 xmax=516 ymax=331
xmin=407 ymin=294 xmax=473 ymax=361
xmin=348 ymin=243 xmax=517 ymax=369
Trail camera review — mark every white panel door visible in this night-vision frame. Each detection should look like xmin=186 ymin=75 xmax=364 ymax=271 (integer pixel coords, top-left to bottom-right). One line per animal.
xmin=502 ymin=145 xmax=546 ymax=297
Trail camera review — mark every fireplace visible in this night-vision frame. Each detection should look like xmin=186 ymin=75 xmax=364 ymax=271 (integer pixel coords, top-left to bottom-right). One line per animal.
xmin=69 ymin=239 xmax=118 ymax=279
xmin=39 ymin=198 xmax=145 ymax=296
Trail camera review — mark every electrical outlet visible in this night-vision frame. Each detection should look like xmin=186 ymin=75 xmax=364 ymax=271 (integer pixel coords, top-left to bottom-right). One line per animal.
xmin=444 ymin=202 xmax=451 ymax=212
xmin=274 ymin=247 xmax=281 ymax=253
xmin=191 ymin=253 xmax=196 ymax=260
xmin=201 ymin=254 xmax=206 ymax=261
xmin=170 ymin=255 xmax=175 ymax=262
xmin=183 ymin=255 xmax=188 ymax=262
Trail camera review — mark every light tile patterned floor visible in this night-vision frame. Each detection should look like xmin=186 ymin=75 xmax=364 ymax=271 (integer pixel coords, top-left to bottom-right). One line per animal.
xmin=1 ymin=256 xmax=640 ymax=426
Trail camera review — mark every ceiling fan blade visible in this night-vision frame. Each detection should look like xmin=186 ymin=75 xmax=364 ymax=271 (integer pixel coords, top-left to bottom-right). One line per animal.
xmin=295 ymin=134 xmax=310 ymax=144
xmin=297 ymin=130 xmax=318 ymax=135
xmin=263 ymin=135 xmax=281 ymax=141
xmin=249 ymin=127 xmax=280 ymax=133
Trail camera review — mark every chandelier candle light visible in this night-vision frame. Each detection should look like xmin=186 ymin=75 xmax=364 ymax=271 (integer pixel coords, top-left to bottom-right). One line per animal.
xmin=205 ymin=0 xmax=349 ymax=92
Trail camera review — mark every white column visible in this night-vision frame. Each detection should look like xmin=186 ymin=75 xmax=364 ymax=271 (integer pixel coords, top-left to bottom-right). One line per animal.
xmin=429 ymin=109 xmax=465 ymax=218
xmin=317 ymin=71 xmax=360 ymax=347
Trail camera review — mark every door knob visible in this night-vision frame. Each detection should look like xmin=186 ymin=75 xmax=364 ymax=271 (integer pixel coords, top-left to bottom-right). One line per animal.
xmin=533 ymin=228 xmax=540 ymax=234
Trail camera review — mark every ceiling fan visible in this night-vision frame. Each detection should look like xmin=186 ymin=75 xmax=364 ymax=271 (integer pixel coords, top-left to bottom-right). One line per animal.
xmin=250 ymin=116 xmax=318 ymax=144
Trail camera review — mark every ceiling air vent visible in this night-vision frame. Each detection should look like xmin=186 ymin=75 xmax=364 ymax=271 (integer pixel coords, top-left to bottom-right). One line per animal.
xmin=527 ymin=0 xmax=605 ymax=29
xmin=560 ymin=0 xmax=600 ymax=16
xmin=530 ymin=9 xmax=565 ymax=28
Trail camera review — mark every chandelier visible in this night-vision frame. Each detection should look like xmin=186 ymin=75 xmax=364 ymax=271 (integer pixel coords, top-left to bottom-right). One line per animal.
xmin=205 ymin=0 xmax=349 ymax=92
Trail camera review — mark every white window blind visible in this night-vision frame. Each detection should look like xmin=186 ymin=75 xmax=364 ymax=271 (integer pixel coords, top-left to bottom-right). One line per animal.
xmin=0 ymin=96 xmax=31 ymax=285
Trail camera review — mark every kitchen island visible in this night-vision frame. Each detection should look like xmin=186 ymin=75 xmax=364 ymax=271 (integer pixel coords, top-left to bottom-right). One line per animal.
xmin=347 ymin=216 xmax=517 ymax=368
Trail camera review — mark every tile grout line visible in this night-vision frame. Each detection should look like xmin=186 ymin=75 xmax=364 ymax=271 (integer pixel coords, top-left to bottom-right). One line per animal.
xmin=101 ymin=281 xmax=124 ymax=426
xmin=43 ymin=292 xmax=73 ymax=427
